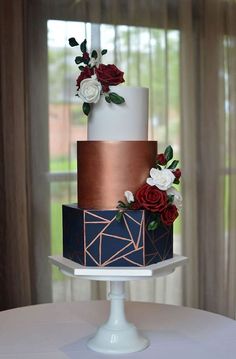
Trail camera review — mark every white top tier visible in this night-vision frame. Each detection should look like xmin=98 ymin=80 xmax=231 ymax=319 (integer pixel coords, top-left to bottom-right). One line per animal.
xmin=87 ymin=86 xmax=149 ymax=140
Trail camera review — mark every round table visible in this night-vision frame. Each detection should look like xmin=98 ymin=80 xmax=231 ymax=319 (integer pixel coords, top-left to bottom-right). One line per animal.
xmin=0 ymin=301 xmax=236 ymax=358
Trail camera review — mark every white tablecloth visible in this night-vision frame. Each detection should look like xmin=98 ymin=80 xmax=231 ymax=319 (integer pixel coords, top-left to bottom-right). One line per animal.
xmin=0 ymin=301 xmax=236 ymax=358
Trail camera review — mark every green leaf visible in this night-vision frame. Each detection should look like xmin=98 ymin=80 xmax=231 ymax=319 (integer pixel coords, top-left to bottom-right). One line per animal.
xmin=148 ymin=220 xmax=158 ymax=231
xmin=116 ymin=211 xmax=123 ymax=222
xmin=117 ymin=200 xmax=128 ymax=208
xmin=105 ymin=96 xmax=111 ymax=103
xmin=91 ymin=50 xmax=98 ymax=59
xmin=75 ymin=56 xmax=84 ymax=64
xmin=69 ymin=37 xmax=79 ymax=47
xmin=168 ymin=194 xmax=175 ymax=203
xmin=82 ymin=102 xmax=90 ymax=116
xmin=79 ymin=65 xmax=85 ymax=71
xmin=174 ymin=178 xmax=180 ymax=185
xmin=164 ymin=145 xmax=173 ymax=162
xmin=168 ymin=160 xmax=179 ymax=169
xmin=109 ymin=92 xmax=125 ymax=105
xmin=80 ymin=39 xmax=87 ymax=53
xmin=101 ymin=49 xmax=108 ymax=55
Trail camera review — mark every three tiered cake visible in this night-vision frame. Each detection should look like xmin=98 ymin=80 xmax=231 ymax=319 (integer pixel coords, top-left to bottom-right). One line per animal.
xmin=62 ymin=39 xmax=181 ymax=267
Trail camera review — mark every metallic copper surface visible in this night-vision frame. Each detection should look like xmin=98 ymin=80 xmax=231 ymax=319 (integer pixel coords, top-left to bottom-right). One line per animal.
xmin=77 ymin=141 xmax=157 ymax=209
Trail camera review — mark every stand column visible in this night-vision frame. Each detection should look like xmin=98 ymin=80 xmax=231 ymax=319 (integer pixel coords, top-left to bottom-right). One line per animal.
xmin=87 ymin=281 xmax=149 ymax=354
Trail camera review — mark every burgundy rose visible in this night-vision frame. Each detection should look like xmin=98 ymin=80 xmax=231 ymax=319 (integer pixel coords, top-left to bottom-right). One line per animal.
xmin=135 ymin=183 xmax=168 ymax=213
xmin=76 ymin=66 xmax=94 ymax=89
xmin=157 ymin=153 xmax=167 ymax=166
xmin=95 ymin=64 xmax=124 ymax=92
xmin=173 ymin=169 xmax=181 ymax=180
xmin=130 ymin=201 xmax=141 ymax=210
xmin=161 ymin=204 xmax=178 ymax=225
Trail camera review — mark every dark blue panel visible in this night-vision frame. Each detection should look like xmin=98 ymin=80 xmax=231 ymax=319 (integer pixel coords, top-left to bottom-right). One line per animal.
xmin=62 ymin=205 xmax=84 ymax=264
xmin=62 ymin=205 xmax=173 ymax=267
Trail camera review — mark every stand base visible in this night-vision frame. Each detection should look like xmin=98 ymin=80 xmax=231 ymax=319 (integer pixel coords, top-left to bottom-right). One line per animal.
xmin=88 ymin=322 xmax=149 ymax=354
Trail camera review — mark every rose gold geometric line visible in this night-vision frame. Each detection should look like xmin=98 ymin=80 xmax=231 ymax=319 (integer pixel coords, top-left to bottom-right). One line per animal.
xmin=102 ymin=242 xmax=133 ymax=266
xmin=99 ymin=234 xmax=102 ymax=265
xmin=154 ymin=228 xmax=170 ymax=243
xmin=142 ymin=213 xmax=145 ymax=264
xmin=85 ymin=217 xmax=116 ymax=250
xmin=146 ymin=251 xmax=162 ymax=257
xmin=137 ymin=212 xmax=144 ymax=249
xmin=86 ymin=250 xmax=100 ymax=266
xmin=123 ymin=215 xmax=135 ymax=247
xmin=163 ymin=244 xmax=172 ymax=259
xmin=124 ymin=213 xmax=142 ymax=225
xmin=101 ymin=233 xmax=132 ymax=242
xmin=83 ymin=211 xmax=86 ymax=266
xmin=145 ymin=228 xmax=158 ymax=253
xmin=84 ymin=211 xmax=111 ymax=222
xmin=163 ymin=227 xmax=171 ymax=257
xmin=146 ymin=254 xmax=160 ymax=266
xmin=122 ymin=256 xmax=143 ymax=267
xmin=104 ymin=246 xmax=144 ymax=266
xmin=85 ymin=221 xmax=110 ymax=224
xmin=145 ymin=229 xmax=163 ymax=260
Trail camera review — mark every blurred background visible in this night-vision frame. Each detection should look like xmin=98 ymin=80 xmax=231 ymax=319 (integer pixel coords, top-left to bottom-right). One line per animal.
xmin=0 ymin=0 xmax=235 ymax=319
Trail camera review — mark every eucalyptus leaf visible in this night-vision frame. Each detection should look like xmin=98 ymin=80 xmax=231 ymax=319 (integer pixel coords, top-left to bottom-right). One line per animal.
xmin=116 ymin=211 xmax=123 ymax=223
xmin=69 ymin=37 xmax=79 ymax=47
xmin=174 ymin=178 xmax=180 ymax=185
xmin=168 ymin=160 xmax=179 ymax=169
xmin=101 ymin=49 xmax=108 ymax=55
xmin=75 ymin=56 xmax=83 ymax=64
xmin=80 ymin=39 xmax=87 ymax=53
xmin=164 ymin=145 xmax=173 ymax=162
xmin=79 ymin=65 xmax=85 ymax=71
xmin=82 ymin=102 xmax=90 ymax=116
xmin=109 ymin=92 xmax=125 ymax=105
xmin=168 ymin=194 xmax=175 ymax=203
xmin=91 ymin=50 xmax=98 ymax=59
xmin=105 ymin=96 xmax=111 ymax=103
xmin=118 ymin=200 xmax=127 ymax=208
xmin=148 ymin=220 xmax=158 ymax=231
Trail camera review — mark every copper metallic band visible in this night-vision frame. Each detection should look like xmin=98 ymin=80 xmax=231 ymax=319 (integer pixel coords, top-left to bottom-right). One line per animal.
xmin=77 ymin=141 xmax=157 ymax=210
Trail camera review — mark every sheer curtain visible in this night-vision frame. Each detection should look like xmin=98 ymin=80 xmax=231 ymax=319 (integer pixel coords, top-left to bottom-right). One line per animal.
xmin=1 ymin=0 xmax=235 ymax=317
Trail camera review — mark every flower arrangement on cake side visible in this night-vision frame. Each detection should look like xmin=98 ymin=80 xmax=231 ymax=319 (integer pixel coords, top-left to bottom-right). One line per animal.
xmin=116 ymin=145 xmax=182 ymax=231
xmin=69 ymin=37 xmax=125 ymax=116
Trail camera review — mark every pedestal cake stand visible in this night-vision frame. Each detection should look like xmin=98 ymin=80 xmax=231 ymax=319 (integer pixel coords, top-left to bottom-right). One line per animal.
xmin=49 ymin=254 xmax=187 ymax=355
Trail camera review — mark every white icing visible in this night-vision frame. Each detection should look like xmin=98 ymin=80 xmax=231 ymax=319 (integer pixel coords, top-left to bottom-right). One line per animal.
xmin=87 ymin=86 xmax=149 ymax=140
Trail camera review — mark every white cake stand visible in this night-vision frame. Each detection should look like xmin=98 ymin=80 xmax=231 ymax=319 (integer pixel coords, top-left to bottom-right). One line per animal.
xmin=49 ymin=254 xmax=187 ymax=355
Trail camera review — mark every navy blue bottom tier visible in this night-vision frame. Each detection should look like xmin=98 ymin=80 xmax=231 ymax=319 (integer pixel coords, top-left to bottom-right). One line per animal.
xmin=63 ymin=204 xmax=173 ymax=267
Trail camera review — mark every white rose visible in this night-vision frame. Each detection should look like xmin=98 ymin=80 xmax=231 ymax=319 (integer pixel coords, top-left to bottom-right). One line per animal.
xmin=124 ymin=190 xmax=134 ymax=203
xmin=167 ymin=187 xmax=183 ymax=211
xmin=78 ymin=78 xmax=102 ymax=103
xmin=146 ymin=168 xmax=175 ymax=191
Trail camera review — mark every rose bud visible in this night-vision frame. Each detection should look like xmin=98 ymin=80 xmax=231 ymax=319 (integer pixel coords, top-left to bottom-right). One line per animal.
xmin=157 ymin=153 xmax=167 ymax=166
xmin=173 ymin=169 xmax=181 ymax=180
xmin=161 ymin=204 xmax=179 ymax=226
xmin=83 ymin=52 xmax=90 ymax=60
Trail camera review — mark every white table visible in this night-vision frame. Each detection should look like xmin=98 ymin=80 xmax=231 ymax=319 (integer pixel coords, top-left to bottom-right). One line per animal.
xmin=0 ymin=300 xmax=236 ymax=358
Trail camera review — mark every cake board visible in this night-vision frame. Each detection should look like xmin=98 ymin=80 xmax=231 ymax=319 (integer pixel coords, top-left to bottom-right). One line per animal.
xmin=49 ymin=254 xmax=187 ymax=354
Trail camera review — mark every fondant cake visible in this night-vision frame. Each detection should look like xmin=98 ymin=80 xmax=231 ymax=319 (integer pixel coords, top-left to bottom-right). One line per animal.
xmin=62 ymin=38 xmax=182 ymax=267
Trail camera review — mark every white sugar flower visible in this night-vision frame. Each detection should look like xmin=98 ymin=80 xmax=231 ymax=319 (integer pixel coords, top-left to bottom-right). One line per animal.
xmin=78 ymin=78 xmax=102 ymax=103
xmin=124 ymin=190 xmax=134 ymax=203
xmin=167 ymin=187 xmax=183 ymax=211
xmin=146 ymin=168 xmax=175 ymax=191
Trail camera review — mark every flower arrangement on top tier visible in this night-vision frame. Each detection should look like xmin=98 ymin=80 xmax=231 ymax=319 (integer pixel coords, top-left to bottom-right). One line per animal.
xmin=116 ymin=145 xmax=182 ymax=231
xmin=68 ymin=37 xmax=125 ymax=116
